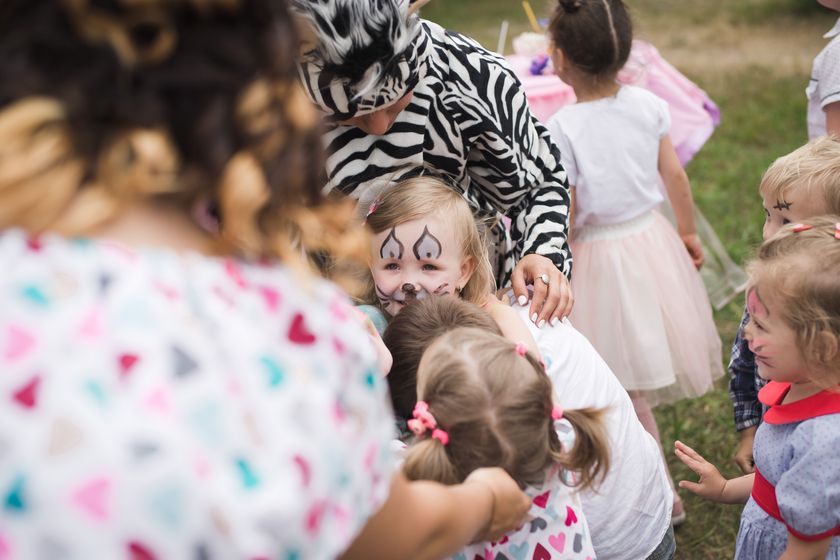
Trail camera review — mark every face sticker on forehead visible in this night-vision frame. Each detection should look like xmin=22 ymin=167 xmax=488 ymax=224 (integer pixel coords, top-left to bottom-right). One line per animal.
xmin=747 ymin=288 xmax=768 ymax=319
xmin=412 ymin=226 xmax=442 ymax=260
xmin=380 ymin=228 xmax=404 ymax=259
xmin=773 ymin=199 xmax=792 ymax=211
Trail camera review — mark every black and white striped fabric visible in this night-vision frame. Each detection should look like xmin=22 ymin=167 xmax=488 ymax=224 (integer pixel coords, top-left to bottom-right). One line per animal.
xmin=316 ymin=19 xmax=572 ymax=285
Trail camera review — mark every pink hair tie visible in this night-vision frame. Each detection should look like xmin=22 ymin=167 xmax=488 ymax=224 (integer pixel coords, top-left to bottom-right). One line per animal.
xmin=792 ymin=223 xmax=812 ymax=233
xmin=407 ymin=400 xmax=438 ymax=436
xmin=515 ymin=342 xmax=528 ymax=356
xmin=431 ymin=428 xmax=450 ymax=446
xmin=551 ymin=405 xmax=564 ymax=421
xmin=834 ymin=222 xmax=840 ymax=240
xmin=365 ymin=200 xmax=379 ymax=220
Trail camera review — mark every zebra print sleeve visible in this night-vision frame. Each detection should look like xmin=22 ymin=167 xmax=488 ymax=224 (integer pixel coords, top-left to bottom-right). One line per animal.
xmin=441 ymin=31 xmax=573 ymax=278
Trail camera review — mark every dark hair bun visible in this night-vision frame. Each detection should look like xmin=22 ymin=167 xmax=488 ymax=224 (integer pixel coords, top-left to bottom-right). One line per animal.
xmin=559 ymin=0 xmax=583 ymax=13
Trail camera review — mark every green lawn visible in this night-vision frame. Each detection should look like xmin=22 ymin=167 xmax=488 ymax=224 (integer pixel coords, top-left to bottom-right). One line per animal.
xmin=420 ymin=1 xmax=836 ymax=557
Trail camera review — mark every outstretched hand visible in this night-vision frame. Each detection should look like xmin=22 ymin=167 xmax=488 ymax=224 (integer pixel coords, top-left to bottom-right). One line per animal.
xmin=674 ymin=440 xmax=727 ymax=502
xmin=510 ymin=254 xmax=573 ymax=328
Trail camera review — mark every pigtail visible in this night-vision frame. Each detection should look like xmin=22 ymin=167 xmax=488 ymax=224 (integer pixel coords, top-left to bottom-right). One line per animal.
xmin=550 ymin=407 xmax=610 ymax=491
xmin=403 ymin=437 xmax=460 ymax=485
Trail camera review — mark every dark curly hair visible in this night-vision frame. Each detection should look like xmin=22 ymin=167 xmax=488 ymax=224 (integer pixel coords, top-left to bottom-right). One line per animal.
xmin=0 ymin=0 xmax=363 ymax=265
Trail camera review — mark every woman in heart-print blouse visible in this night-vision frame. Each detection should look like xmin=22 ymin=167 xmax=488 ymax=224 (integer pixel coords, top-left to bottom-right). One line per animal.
xmin=0 ymin=1 xmax=531 ymax=559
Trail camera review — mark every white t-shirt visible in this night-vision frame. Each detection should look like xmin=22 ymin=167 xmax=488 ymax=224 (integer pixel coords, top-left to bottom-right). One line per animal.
xmin=807 ymin=17 xmax=840 ymax=139
xmin=517 ymin=307 xmax=673 ymax=560
xmin=546 ymin=85 xmax=670 ymax=227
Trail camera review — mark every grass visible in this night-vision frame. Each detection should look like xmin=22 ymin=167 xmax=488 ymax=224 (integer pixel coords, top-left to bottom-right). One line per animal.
xmin=419 ymin=1 xmax=835 ymax=558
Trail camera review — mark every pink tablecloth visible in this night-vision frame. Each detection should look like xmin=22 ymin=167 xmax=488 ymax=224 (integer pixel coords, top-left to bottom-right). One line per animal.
xmin=507 ymin=40 xmax=721 ymax=167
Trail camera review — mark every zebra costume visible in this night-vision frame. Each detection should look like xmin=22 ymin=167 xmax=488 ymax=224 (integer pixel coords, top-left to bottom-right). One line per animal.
xmin=295 ymin=1 xmax=571 ymax=284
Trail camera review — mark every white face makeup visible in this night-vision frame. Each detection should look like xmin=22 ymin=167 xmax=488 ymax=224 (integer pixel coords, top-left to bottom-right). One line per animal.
xmin=370 ymin=216 xmax=474 ymax=316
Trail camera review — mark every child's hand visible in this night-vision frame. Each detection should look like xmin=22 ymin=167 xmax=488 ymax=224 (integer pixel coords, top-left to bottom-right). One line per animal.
xmin=681 ymin=233 xmax=704 ymax=269
xmin=674 ymin=440 xmax=727 ymax=501
xmin=734 ymin=426 xmax=756 ymax=475
xmin=465 ymin=467 xmax=531 ymax=543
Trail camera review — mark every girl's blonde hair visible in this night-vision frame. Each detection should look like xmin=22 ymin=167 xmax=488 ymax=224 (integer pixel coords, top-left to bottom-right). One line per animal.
xmin=759 ymin=135 xmax=840 ymax=215
xmin=402 ymin=327 xmax=610 ymax=490
xmin=365 ymin=176 xmax=495 ymax=304
xmin=747 ymin=215 xmax=840 ymax=386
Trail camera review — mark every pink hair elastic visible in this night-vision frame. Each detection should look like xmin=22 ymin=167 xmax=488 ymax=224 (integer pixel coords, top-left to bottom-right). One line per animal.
xmin=551 ymin=405 xmax=564 ymax=421
xmin=365 ymin=199 xmax=379 ymax=220
xmin=515 ymin=342 xmax=528 ymax=356
xmin=791 ymin=223 xmax=813 ymax=233
xmin=407 ymin=401 xmax=448 ymax=445
xmin=835 ymin=222 xmax=840 ymax=240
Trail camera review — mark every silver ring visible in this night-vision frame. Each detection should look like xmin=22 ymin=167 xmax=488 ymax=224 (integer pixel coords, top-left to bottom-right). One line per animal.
xmin=539 ymin=273 xmax=550 ymax=286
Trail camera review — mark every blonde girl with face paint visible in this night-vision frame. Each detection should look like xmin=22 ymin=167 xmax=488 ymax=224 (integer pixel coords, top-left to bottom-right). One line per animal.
xmin=365 ymin=176 xmax=541 ymax=354
xmin=676 ymin=216 xmax=840 ymax=560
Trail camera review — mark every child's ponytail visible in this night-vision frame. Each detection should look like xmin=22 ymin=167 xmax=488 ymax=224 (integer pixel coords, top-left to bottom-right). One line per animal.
xmin=551 ymin=407 xmax=610 ymax=491
xmin=403 ymin=438 xmax=459 ymax=485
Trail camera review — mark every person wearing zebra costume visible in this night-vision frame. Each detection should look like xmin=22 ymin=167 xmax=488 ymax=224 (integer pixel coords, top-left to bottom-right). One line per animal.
xmin=294 ymin=0 xmax=574 ymax=327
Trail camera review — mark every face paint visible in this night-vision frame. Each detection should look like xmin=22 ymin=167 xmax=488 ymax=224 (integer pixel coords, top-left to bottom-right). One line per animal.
xmin=370 ymin=216 xmax=473 ymax=316
xmin=743 ymin=286 xmax=808 ymax=383
xmin=380 ymin=228 xmax=404 ymax=259
xmin=413 ymin=227 xmax=442 ymax=260
xmin=761 ymin=190 xmax=825 ymax=240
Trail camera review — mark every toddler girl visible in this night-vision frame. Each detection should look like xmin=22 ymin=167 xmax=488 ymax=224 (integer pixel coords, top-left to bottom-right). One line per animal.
xmin=676 ymin=216 xmax=840 ymax=559
xmin=545 ymin=0 xmax=723 ymax=522
xmin=404 ymin=326 xmax=609 ymax=560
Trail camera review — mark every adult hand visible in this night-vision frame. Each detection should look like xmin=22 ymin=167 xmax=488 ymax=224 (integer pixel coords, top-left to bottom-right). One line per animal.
xmin=681 ymin=233 xmax=704 ymax=269
xmin=510 ymin=254 xmax=573 ymax=328
xmin=734 ymin=427 xmax=756 ymax=475
xmin=674 ymin=440 xmax=727 ymax=501
xmin=464 ymin=467 xmax=531 ymax=543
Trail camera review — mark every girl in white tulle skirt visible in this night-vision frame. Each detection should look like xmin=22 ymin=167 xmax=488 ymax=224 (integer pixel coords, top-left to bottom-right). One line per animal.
xmin=545 ymin=0 xmax=723 ymax=526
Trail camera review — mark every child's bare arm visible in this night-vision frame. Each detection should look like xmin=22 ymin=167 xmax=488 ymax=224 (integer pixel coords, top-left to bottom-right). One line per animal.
xmin=484 ymin=294 xmax=541 ymax=356
xmin=341 ymin=470 xmax=530 ymax=560
xmin=658 ymin=135 xmax=703 ymax=269
xmin=675 ymin=440 xmax=753 ymax=504
xmin=779 ymin=533 xmax=832 ymax=560
xmin=826 ymin=101 xmax=840 ymax=137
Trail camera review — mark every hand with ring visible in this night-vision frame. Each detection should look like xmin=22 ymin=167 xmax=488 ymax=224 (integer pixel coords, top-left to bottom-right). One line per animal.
xmin=509 ymin=254 xmax=574 ymax=328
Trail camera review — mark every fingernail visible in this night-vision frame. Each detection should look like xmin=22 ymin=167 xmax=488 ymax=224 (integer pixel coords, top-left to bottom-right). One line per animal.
xmin=538 ymin=319 xmax=546 ymax=329
xmin=531 ymin=313 xmax=538 ymax=323
xmin=550 ymin=317 xmax=559 ymax=327
xmin=518 ymin=295 xmax=528 ymax=306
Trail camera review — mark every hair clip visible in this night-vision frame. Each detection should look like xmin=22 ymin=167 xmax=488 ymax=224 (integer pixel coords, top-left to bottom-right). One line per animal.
xmin=791 ymin=223 xmax=812 ymax=233
xmin=835 ymin=222 xmax=840 ymax=240
xmin=407 ymin=400 xmax=438 ymax=436
xmin=365 ymin=199 xmax=379 ymax=220
xmin=551 ymin=405 xmax=564 ymax=421
xmin=515 ymin=342 xmax=528 ymax=356
xmin=431 ymin=428 xmax=450 ymax=446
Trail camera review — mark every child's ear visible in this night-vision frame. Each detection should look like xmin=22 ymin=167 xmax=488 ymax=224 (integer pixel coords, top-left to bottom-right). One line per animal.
xmin=814 ymin=330 xmax=840 ymax=366
xmin=459 ymin=255 xmax=477 ymax=288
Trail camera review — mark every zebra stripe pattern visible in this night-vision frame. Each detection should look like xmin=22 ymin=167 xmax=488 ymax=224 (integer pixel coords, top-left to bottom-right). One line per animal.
xmin=323 ymin=21 xmax=572 ymax=285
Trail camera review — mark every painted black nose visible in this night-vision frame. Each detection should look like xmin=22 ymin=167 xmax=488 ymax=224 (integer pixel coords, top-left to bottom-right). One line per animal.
xmin=402 ymin=283 xmax=416 ymax=293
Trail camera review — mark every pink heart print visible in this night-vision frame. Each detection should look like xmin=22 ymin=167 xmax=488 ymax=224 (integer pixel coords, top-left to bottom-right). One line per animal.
xmin=532 ymin=543 xmax=551 ymax=560
xmin=288 ymin=313 xmax=316 ymax=345
xmin=548 ymin=532 xmax=566 ymax=553
xmin=564 ymin=506 xmax=578 ymax=527
xmin=532 ymin=490 xmax=550 ymax=508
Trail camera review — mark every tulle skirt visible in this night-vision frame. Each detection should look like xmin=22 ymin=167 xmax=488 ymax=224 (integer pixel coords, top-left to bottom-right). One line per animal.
xmin=569 ymin=210 xmax=724 ymax=406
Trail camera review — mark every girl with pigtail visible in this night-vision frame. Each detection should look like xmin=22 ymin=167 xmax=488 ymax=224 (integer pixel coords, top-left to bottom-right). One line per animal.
xmin=403 ymin=326 xmax=610 ymax=560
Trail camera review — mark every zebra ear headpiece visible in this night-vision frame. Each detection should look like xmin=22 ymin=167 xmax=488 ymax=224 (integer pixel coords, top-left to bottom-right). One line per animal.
xmin=294 ymin=0 xmax=429 ymax=120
